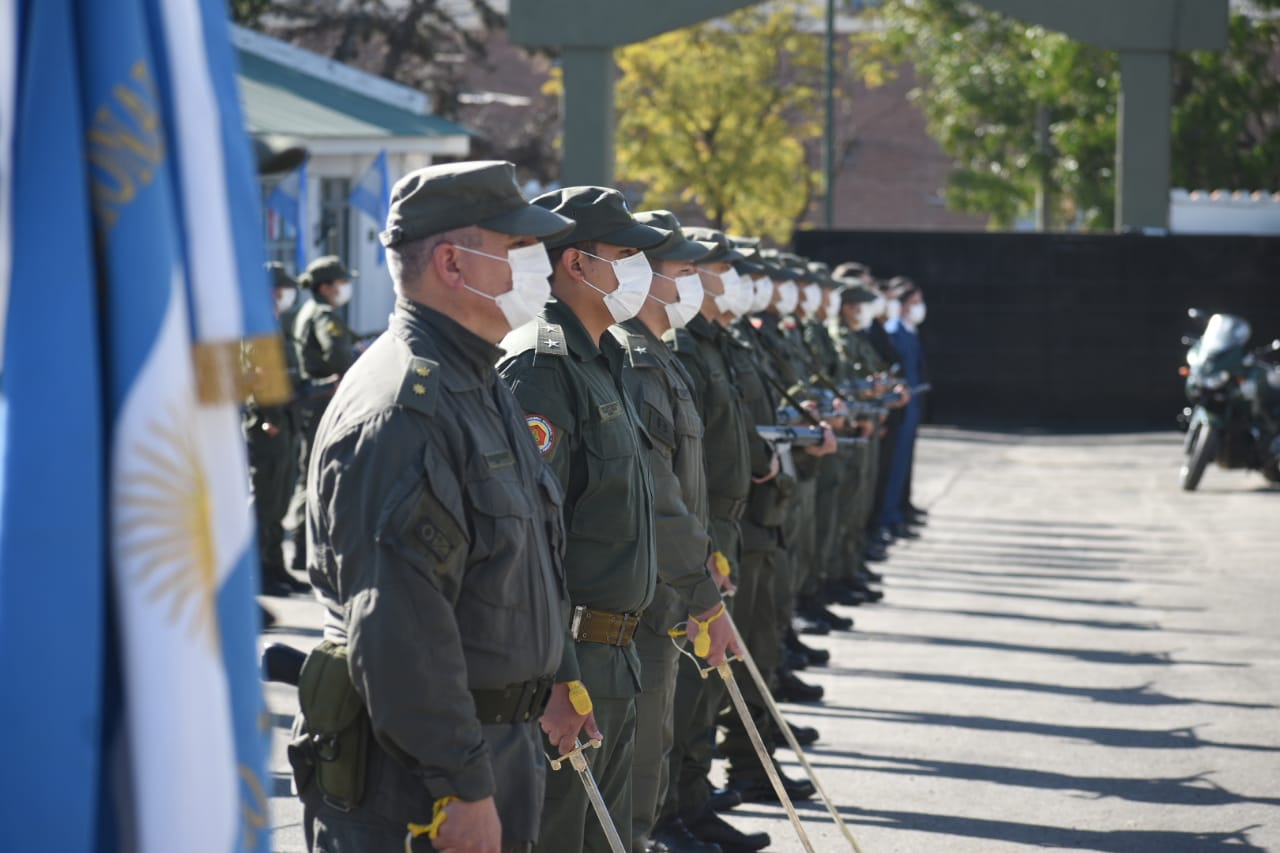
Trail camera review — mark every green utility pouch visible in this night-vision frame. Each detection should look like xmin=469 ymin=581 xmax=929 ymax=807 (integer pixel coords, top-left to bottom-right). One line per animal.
xmin=289 ymin=640 xmax=371 ymax=811
xmin=746 ymin=472 xmax=795 ymax=528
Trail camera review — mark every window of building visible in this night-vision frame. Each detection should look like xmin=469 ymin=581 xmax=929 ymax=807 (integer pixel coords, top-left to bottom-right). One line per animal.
xmin=319 ymin=177 xmax=352 ymax=263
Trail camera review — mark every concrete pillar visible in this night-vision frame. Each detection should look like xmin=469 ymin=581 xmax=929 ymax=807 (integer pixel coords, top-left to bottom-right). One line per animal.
xmin=1116 ymin=50 xmax=1173 ymax=230
xmin=560 ymin=47 xmax=615 ymax=187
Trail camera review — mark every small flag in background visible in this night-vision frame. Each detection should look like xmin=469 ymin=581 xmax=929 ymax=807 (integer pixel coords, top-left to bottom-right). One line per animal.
xmin=267 ymin=157 xmax=309 ymax=274
xmin=348 ymin=149 xmax=391 ymax=265
xmin=1 ymin=0 xmax=281 ymax=850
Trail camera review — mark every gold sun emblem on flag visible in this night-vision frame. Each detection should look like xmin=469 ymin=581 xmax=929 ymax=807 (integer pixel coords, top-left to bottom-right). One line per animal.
xmin=116 ymin=403 xmax=221 ymax=653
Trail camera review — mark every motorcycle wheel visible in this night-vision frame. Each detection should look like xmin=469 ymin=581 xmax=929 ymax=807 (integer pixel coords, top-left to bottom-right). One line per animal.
xmin=1180 ymin=424 xmax=1218 ymax=491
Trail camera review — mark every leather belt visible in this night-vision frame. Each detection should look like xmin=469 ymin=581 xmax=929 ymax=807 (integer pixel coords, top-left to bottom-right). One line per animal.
xmin=471 ymin=677 xmax=553 ymax=725
xmin=570 ymin=606 xmax=640 ymax=647
xmin=708 ymin=495 xmax=748 ymax=522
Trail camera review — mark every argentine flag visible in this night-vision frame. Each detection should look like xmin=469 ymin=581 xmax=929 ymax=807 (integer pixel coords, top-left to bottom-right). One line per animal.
xmin=348 ymin=149 xmax=390 ymax=265
xmin=0 ymin=0 xmax=281 ymax=850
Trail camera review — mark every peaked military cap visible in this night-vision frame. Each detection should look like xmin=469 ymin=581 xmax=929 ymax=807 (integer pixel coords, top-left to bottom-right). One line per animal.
xmin=635 ymin=210 xmax=716 ymax=262
xmin=301 ymin=255 xmax=356 ymax=289
xmin=265 ymin=261 xmax=296 ymax=290
xmin=532 ymin=186 xmax=668 ymax=250
xmin=836 ymin=282 xmax=879 ymax=305
xmin=680 ymin=227 xmax=745 ymax=265
xmin=380 ymin=160 xmax=575 ymax=247
xmin=254 ymin=136 xmax=306 ymax=176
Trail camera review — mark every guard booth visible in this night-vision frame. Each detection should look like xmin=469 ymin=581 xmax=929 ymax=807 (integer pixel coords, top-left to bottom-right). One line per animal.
xmin=234 ymin=25 xmax=472 ymax=336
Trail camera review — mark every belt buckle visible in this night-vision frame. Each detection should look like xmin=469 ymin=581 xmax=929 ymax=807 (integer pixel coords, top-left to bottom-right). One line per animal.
xmin=570 ymin=605 xmax=586 ymax=640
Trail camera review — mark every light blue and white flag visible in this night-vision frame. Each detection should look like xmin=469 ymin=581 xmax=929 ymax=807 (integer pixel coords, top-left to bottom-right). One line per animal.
xmin=0 ymin=0 xmax=277 ymax=850
xmin=349 ymin=149 xmax=390 ymax=265
xmin=267 ymin=158 xmax=309 ymax=274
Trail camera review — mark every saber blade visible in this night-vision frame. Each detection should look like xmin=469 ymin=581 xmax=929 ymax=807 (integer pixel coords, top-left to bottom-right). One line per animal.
xmin=549 ymin=739 xmax=627 ymax=853
xmin=715 ymin=662 xmax=816 ymax=853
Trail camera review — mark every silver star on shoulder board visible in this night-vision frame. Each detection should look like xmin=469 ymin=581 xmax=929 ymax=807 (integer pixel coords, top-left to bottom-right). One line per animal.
xmin=635 ymin=345 xmax=647 ymax=354
xmin=545 ymin=338 xmax=560 ymax=349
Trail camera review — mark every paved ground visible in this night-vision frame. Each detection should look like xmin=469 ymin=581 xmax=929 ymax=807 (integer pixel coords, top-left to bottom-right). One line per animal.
xmin=263 ymin=427 xmax=1280 ymax=852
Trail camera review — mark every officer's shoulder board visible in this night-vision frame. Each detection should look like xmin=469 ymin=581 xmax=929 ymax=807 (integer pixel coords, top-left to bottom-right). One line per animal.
xmin=607 ymin=327 xmax=662 ymax=369
xmin=500 ymin=318 xmax=567 ymax=361
xmin=665 ymin=326 xmax=697 ymax=354
xmin=396 ymin=355 xmax=442 ymax=415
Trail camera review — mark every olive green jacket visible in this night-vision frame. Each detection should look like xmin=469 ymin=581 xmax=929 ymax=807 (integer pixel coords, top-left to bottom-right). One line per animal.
xmin=293 ymin=296 xmax=356 ymax=381
xmin=305 ymin=300 xmax=569 ymax=827
xmin=498 ymin=299 xmax=657 ymax=698
xmin=612 ymin=318 xmax=721 ymax=626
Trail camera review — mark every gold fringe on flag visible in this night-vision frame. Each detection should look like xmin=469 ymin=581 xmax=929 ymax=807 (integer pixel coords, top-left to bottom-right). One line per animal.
xmin=193 ymin=334 xmax=293 ymax=406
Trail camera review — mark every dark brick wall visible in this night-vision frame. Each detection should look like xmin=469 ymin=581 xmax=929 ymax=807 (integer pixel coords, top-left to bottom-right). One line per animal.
xmin=793 ymin=230 xmax=1280 ymax=428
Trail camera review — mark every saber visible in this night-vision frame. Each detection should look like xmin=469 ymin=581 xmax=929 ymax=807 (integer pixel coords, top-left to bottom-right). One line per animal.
xmin=723 ymin=611 xmax=865 ymax=853
xmin=546 ymin=739 xmax=627 ymax=853
xmin=670 ymin=629 xmax=816 ymax=852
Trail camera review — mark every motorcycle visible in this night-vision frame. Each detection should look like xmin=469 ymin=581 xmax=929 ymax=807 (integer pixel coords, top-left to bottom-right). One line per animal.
xmin=1178 ymin=310 xmax=1280 ymax=491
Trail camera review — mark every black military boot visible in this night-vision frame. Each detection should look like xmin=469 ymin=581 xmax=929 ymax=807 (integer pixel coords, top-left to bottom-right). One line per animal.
xmin=651 ymin=816 xmax=722 ymax=853
xmin=726 ymin=763 xmax=816 ymax=804
xmin=786 ymin=628 xmax=831 ymax=666
xmin=774 ymin=669 xmax=824 ymax=703
xmin=685 ymin=809 xmax=770 ymax=853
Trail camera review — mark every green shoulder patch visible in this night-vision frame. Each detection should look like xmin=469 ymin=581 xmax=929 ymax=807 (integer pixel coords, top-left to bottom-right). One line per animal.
xmin=396 ymin=356 xmax=441 ymax=415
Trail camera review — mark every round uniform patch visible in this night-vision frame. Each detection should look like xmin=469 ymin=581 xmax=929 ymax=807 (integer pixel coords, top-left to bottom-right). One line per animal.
xmin=526 ymin=415 xmax=557 ymax=456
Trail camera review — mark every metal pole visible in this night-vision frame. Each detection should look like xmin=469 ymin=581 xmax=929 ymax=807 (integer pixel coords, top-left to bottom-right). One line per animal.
xmin=823 ymin=0 xmax=836 ymax=229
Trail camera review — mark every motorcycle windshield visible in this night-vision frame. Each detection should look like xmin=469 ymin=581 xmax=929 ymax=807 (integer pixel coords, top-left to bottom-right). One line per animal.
xmin=1200 ymin=314 xmax=1251 ymax=357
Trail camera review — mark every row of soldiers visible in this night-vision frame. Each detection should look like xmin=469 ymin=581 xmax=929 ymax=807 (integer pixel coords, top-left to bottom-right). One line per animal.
xmin=261 ymin=160 xmax=931 ymax=853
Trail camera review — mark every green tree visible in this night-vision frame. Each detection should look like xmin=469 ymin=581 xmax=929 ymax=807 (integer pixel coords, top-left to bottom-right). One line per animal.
xmin=879 ymin=0 xmax=1280 ymax=230
xmin=1172 ymin=2 xmax=1280 ymax=193
xmin=613 ymin=3 xmax=831 ymax=243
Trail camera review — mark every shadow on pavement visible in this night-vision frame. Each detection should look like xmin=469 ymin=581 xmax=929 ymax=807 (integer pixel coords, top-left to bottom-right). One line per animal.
xmin=799 ymin=707 xmax=1280 ymax=752
xmin=832 ymin=808 xmax=1266 ymax=852
xmin=850 ymin=631 xmax=1247 ymax=668
xmin=880 ymin=581 xmax=1204 ymax=610
xmin=879 ymin=604 xmax=1237 ymax=635
xmin=803 ymin=751 xmax=1280 ymax=809
xmin=821 ymin=670 xmax=1274 ymax=711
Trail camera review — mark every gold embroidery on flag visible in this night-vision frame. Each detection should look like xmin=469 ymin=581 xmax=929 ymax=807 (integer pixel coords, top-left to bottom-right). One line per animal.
xmin=118 ymin=403 xmax=220 ymax=653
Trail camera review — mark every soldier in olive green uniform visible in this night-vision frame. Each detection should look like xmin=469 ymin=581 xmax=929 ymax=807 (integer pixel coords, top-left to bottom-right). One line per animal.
xmin=285 ymin=255 xmax=359 ymax=577
xmin=611 ymin=211 xmax=736 ymax=853
xmin=295 ymin=162 xmax=577 ymax=852
xmin=244 ymin=263 xmax=306 ymax=596
xmin=803 ymin=270 xmax=874 ymax=618
xmin=830 ymin=282 xmax=891 ymax=589
xmin=714 ymin=251 xmax=819 ymax=804
xmin=497 ymin=187 xmax=672 ymax=853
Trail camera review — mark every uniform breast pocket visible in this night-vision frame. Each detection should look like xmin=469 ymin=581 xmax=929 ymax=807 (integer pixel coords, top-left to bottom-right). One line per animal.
xmin=569 ymin=418 xmax=638 ymax=543
xmin=462 ymin=476 xmax=536 ymax=608
xmin=672 ymin=390 xmax=704 ymax=441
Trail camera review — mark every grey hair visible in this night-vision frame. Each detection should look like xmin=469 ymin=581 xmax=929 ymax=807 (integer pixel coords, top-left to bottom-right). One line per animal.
xmin=387 ymin=227 xmax=481 ymax=297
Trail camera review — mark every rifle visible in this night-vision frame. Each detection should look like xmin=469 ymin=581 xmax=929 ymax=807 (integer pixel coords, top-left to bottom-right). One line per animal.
xmin=757 ymin=424 xmax=866 ymax=447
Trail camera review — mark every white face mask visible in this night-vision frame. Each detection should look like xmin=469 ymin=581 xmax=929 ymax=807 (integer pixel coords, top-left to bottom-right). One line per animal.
xmin=750 ymin=277 xmax=774 ymax=313
xmin=826 ymin=290 xmax=841 ymax=318
xmin=275 ymin=287 xmax=297 ymax=314
xmin=699 ymin=267 xmax=738 ymax=315
xmin=801 ymin=284 xmax=823 ymax=316
xmin=775 ymin=280 xmax=799 ymax=315
xmin=651 ymin=272 xmax=704 ymax=329
xmin=730 ymin=274 xmax=756 ymax=316
xmin=581 ymin=250 xmax=652 ymax=323
xmin=885 ymin=298 xmax=902 ymax=322
xmin=857 ymin=305 xmax=876 ymax=331
xmin=907 ymin=302 xmax=927 ymax=326
xmin=333 ymin=281 xmax=353 ymax=307
xmin=868 ymin=294 xmax=886 ymax=319
xmin=455 ymin=243 xmax=553 ymax=331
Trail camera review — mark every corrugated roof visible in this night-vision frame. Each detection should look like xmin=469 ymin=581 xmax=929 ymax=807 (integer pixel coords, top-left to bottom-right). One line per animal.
xmin=237 ymin=50 xmax=471 ymax=139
